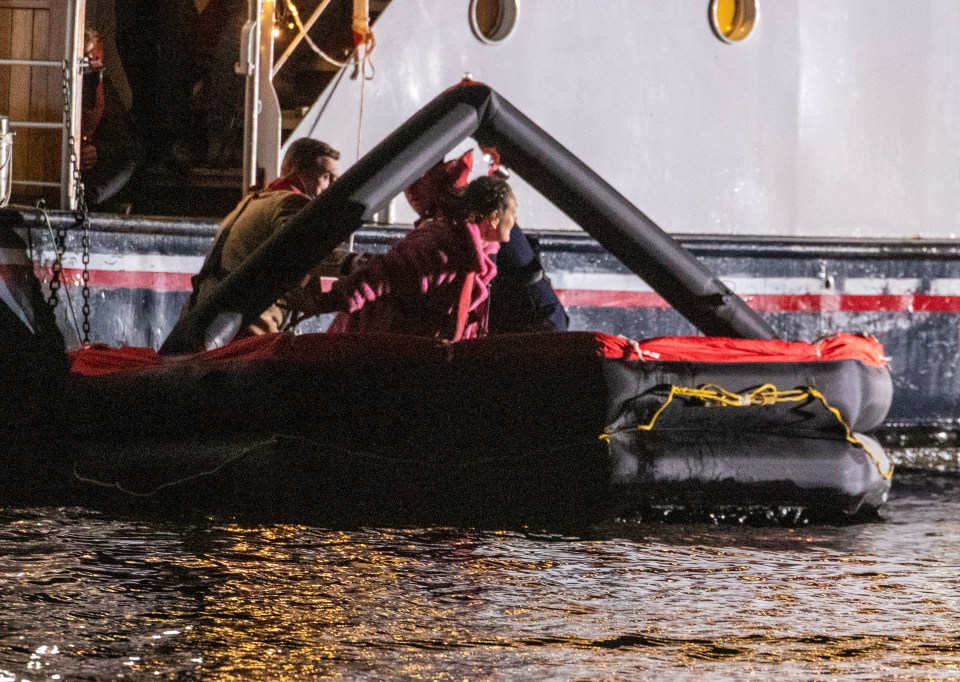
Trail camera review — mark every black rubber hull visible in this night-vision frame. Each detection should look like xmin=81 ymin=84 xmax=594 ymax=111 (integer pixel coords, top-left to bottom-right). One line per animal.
xmin=20 ymin=332 xmax=893 ymax=525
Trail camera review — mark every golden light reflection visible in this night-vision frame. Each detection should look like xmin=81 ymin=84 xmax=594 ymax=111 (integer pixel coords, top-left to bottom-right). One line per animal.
xmin=5 ymin=513 xmax=960 ymax=678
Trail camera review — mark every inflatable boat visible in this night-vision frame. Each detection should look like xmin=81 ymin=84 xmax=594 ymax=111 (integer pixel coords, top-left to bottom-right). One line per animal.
xmin=55 ymin=331 xmax=891 ymax=525
xmin=0 ymin=83 xmax=895 ymax=524
xmin=0 ymin=230 xmax=895 ymax=524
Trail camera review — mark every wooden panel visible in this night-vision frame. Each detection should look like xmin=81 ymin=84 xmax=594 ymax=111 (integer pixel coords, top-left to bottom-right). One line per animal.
xmin=0 ymin=0 xmax=65 ymax=201
xmin=0 ymin=0 xmax=73 ymax=205
xmin=0 ymin=9 xmax=12 ymax=114
xmin=44 ymin=0 xmax=67 ymax=201
xmin=30 ymin=6 xmax=55 ymax=183
xmin=0 ymin=1 xmax=53 ymax=8
xmin=44 ymin=0 xmax=64 ymax=60
xmin=9 ymin=8 xmax=33 ymax=183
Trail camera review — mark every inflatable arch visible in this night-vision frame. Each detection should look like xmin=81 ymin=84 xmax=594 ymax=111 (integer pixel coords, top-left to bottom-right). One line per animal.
xmin=161 ymin=82 xmax=776 ymax=355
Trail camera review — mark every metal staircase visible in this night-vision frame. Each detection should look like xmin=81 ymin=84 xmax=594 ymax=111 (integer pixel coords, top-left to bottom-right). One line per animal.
xmin=1 ymin=0 xmax=390 ymax=216
xmin=133 ymin=0 xmax=390 ymax=217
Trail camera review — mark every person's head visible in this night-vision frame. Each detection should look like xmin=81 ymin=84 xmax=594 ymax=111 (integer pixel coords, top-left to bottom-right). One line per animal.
xmin=463 ymin=175 xmax=517 ymax=243
xmin=83 ymin=28 xmax=103 ymax=65
xmin=404 ymin=150 xmax=474 ymax=219
xmin=281 ymin=138 xmax=340 ymax=198
xmin=81 ymin=28 xmax=106 ymax=136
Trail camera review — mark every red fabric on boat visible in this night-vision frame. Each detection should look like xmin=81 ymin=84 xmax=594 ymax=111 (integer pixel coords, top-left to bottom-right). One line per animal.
xmin=813 ymin=334 xmax=889 ymax=367
xmin=68 ymin=333 xmax=447 ymax=376
xmin=69 ymin=331 xmax=889 ymax=377
xmin=69 ymin=344 xmax=161 ymax=375
xmin=594 ymin=332 xmax=888 ymax=368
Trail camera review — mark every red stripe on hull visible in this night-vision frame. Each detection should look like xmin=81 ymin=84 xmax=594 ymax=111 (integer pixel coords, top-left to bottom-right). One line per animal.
xmin=748 ymin=294 xmax=960 ymax=313
xmin=909 ymin=295 xmax=960 ymax=312
xmin=34 ymin=268 xmax=195 ymax=292
xmin=742 ymin=294 xmax=844 ymax=312
xmin=557 ymin=290 xmax=960 ymax=313
xmin=557 ymin=290 xmax=671 ymax=308
xmin=16 ymin=273 xmax=960 ymax=313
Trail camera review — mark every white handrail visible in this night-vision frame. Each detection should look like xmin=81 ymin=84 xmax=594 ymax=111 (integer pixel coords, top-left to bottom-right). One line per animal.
xmin=61 ymin=0 xmax=85 ymax=210
xmin=0 ymin=116 xmax=13 ymax=207
xmin=0 ymin=59 xmax=62 ymax=67
xmin=240 ymin=0 xmax=262 ymax=192
xmin=257 ymin=0 xmax=282 ymax=185
xmin=6 ymin=122 xmax=64 ymax=130
xmin=246 ymin=0 xmax=373 ymax=190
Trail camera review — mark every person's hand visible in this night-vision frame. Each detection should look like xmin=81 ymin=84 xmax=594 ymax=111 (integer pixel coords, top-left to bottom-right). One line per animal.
xmin=346 ymin=252 xmax=372 ymax=273
xmin=245 ymin=304 xmax=286 ymax=335
xmin=80 ymin=142 xmax=97 ymax=171
xmin=279 ymin=286 xmax=315 ymax=316
xmin=279 ymin=286 xmax=337 ymax=321
xmin=82 ymin=184 xmax=101 ymax=207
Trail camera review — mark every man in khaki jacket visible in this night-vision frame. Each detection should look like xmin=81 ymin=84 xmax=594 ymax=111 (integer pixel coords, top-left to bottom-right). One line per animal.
xmin=183 ymin=138 xmax=360 ymax=335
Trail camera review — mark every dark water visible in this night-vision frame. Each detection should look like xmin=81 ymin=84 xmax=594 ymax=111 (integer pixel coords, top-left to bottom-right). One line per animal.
xmin=1 ymin=471 xmax=959 ymax=681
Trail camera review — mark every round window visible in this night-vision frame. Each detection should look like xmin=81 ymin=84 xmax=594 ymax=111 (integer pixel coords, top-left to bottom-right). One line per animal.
xmin=469 ymin=0 xmax=519 ymax=45
xmin=710 ymin=0 xmax=758 ymax=43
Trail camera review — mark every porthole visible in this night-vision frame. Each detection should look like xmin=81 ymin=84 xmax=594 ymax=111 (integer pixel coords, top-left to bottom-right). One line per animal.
xmin=710 ymin=0 xmax=758 ymax=44
xmin=469 ymin=0 xmax=519 ymax=45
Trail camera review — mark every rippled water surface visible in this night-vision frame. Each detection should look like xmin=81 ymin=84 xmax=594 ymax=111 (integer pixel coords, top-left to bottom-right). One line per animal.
xmin=1 ymin=471 xmax=959 ymax=680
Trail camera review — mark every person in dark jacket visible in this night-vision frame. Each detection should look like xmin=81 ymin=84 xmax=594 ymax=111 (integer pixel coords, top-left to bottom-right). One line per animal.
xmin=489 ymin=223 xmax=569 ymax=333
xmin=79 ymin=29 xmax=143 ymax=210
xmin=113 ymin=0 xmax=202 ymax=167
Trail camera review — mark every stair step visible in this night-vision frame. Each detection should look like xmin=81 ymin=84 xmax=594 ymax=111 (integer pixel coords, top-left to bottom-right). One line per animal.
xmin=131 ymin=163 xmax=243 ymax=218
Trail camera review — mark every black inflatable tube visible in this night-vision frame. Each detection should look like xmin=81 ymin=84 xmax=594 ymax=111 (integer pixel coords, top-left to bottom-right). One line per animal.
xmin=161 ymin=84 xmax=775 ymax=354
xmin=606 ymin=431 xmax=890 ymax=515
xmin=162 ymin=96 xmax=485 ymax=354
xmin=475 ymin=91 xmax=775 ymax=339
xmin=23 ymin=331 xmax=889 ymax=520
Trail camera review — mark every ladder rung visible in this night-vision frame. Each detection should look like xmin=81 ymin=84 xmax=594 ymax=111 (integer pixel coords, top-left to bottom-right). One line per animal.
xmin=0 ymin=59 xmax=62 ymax=68
xmin=8 ymin=121 xmax=63 ymax=130
xmin=12 ymin=180 xmax=62 ymax=188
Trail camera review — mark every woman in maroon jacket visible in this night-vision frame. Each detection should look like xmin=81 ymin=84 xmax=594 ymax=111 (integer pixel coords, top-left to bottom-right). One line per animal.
xmin=290 ymin=175 xmax=517 ymax=341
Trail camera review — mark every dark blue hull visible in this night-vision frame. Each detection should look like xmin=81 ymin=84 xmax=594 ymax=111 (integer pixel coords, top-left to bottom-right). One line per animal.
xmin=6 ymin=210 xmax=955 ymax=439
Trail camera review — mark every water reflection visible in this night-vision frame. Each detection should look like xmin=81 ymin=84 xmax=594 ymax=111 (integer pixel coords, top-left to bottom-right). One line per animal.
xmin=1 ymin=473 xmax=959 ymax=679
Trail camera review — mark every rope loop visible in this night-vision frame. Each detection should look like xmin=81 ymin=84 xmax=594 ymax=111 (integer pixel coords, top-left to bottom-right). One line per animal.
xmin=599 ymin=382 xmax=894 ymax=480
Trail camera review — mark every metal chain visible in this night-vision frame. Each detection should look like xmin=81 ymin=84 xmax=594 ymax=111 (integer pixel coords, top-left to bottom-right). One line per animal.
xmin=59 ymin=57 xmax=93 ymax=344
xmin=79 ymin=206 xmax=91 ymax=344
xmin=44 ymin=196 xmax=66 ymax=309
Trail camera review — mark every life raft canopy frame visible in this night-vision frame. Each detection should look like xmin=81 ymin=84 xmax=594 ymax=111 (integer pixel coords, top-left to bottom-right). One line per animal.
xmin=161 ymin=82 xmax=777 ymax=355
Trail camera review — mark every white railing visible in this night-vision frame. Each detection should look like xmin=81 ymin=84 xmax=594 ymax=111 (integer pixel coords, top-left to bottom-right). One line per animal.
xmin=0 ymin=0 xmax=85 ymax=209
xmin=1 ymin=0 xmax=364 ymax=204
xmin=243 ymin=0 xmax=371 ymax=190
xmin=0 ymin=116 xmax=13 ymax=206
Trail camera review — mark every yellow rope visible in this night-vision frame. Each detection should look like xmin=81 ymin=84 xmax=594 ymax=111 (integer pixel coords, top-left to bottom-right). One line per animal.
xmin=805 ymin=386 xmax=894 ymax=479
xmin=600 ymin=383 xmax=893 ymax=480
